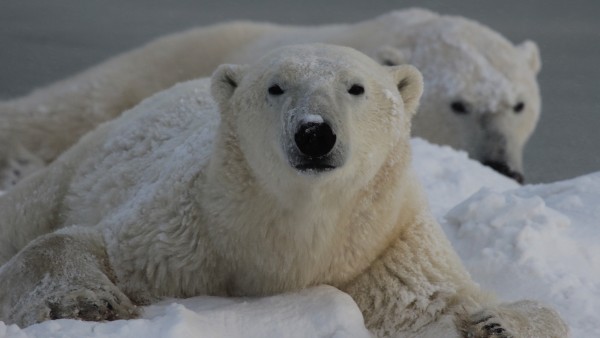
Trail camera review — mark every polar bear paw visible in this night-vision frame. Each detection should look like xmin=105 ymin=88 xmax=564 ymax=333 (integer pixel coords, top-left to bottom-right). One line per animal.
xmin=0 ymin=143 xmax=45 ymax=190
xmin=46 ymin=287 xmax=138 ymax=321
xmin=462 ymin=312 xmax=513 ymax=338
xmin=458 ymin=300 xmax=568 ymax=338
xmin=10 ymin=282 xmax=139 ymax=327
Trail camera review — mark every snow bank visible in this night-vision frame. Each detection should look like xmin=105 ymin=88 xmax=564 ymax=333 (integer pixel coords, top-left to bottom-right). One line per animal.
xmin=1 ymin=138 xmax=597 ymax=338
xmin=442 ymin=174 xmax=600 ymax=338
xmin=413 ymin=139 xmax=600 ymax=338
xmin=2 ymin=286 xmax=369 ymax=338
xmin=410 ymin=138 xmax=519 ymax=218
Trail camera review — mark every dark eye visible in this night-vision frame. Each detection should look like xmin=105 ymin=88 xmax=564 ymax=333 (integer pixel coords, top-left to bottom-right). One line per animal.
xmin=348 ymin=84 xmax=365 ymax=96
xmin=382 ymin=59 xmax=397 ymax=66
xmin=513 ymin=102 xmax=525 ymax=113
xmin=450 ymin=101 xmax=468 ymax=115
xmin=268 ymin=84 xmax=284 ymax=96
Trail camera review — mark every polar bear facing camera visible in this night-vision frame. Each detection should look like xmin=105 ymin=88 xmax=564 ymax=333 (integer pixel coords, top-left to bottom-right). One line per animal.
xmin=0 ymin=8 xmax=541 ymax=188
xmin=0 ymin=44 xmax=565 ymax=337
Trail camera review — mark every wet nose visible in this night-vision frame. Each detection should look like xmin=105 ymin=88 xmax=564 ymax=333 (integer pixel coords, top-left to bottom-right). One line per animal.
xmin=294 ymin=121 xmax=336 ymax=158
xmin=483 ymin=160 xmax=524 ymax=184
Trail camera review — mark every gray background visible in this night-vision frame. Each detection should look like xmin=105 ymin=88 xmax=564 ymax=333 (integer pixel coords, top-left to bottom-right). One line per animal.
xmin=1 ymin=0 xmax=598 ymax=183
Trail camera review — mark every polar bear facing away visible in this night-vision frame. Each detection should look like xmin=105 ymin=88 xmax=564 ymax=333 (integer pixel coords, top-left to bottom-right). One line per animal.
xmin=0 ymin=44 xmax=564 ymax=337
xmin=0 ymin=8 xmax=541 ymax=188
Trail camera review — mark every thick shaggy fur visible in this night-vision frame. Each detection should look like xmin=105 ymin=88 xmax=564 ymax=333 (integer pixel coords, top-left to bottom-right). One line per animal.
xmin=0 ymin=8 xmax=541 ymax=189
xmin=0 ymin=45 xmax=565 ymax=337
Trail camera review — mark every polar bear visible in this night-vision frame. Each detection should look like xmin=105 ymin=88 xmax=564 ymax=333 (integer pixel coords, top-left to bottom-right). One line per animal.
xmin=0 ymin=8 xmax=540 ymax=189
xmin=0 ymin=44 xmax=565 ymax=337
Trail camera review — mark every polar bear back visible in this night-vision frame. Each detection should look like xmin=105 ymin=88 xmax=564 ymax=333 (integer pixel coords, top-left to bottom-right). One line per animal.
xmin=63 ymin=79 xmax=218 ymax=227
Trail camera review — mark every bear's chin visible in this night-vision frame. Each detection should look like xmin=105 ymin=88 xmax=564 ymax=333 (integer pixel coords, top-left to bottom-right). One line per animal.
xmin=291 ymin=157 xmax=342 ymax=174
xmin=294 ymin=163 xmax=337 ymax=173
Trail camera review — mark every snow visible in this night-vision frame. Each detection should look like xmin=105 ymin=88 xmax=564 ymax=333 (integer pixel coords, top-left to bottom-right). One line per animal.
xmin=413 ymin=138 xmax=600 ymax=338
xmin=443 ymin=176 xmax=600 ymax=337
xmin=1 ymin=286 xmax=369 ymax=338
xmin=1 ymin=138 xmax=598 ymax=338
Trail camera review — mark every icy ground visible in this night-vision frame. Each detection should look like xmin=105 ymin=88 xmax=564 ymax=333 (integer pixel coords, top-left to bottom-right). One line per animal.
xmin=1 ymin=138 xmax=598 ymax=338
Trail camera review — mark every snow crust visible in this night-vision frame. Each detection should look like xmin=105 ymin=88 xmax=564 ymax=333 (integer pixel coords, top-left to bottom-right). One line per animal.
xmin=1 ymin=138 xmax=597 ymax=338
xmin=412 ymin=138 xmax=600 ymax=338
xmin=442 ymin=175 xmax=600 ymax=337
xmin=1 ymin=286 xmax=370 ymax=338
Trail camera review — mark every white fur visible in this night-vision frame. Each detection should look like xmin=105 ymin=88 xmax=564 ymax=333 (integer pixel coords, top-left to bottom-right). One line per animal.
xmin=0 ymin=8 xmax=541 ymax=188
xmin=0 ymin=44 xmax=565 ymax=337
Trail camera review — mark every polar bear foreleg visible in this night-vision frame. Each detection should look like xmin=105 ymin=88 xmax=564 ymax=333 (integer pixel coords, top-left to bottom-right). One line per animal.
xmin=0 ymin=163 xmax=74 ymax=265
xmin=457 ymin=300 xmax=569 ymax=338
xmin=343 ymin=217 xmax=568 ymax=337
xmin=0 ymin=228 xmax=138 ymax=327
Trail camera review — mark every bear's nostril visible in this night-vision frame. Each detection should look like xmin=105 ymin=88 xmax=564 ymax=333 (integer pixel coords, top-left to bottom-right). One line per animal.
xmin=294 ymin=122 xmax=336 ymax=158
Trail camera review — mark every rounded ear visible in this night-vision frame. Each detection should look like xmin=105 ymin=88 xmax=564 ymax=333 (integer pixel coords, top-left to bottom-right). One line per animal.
xmin=211 ymin=64 xmax=249 ymax=108
xmin=518 ymin=40 xmax=541 ymax=74
xmin=389 ymin=64 xmax=423 ymax=115
xmin=375 ymin=45 xmax=412 ymax=66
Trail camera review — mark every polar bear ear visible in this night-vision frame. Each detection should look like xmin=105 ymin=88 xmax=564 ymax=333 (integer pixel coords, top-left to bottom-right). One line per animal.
xmin=389 ymin=64 xmax=423 ymax=115
xmin=518 ymin=40 xmax=541 ymax=74
xmin=211 ymin=64 xmax=249 ymax=107
xmin=375 ymin=46 xmax=412 ymax=66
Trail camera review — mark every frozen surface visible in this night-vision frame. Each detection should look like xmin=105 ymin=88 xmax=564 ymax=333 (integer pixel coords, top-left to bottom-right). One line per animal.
xmin=410 ymin=138 xmax=519 ymax=218
xmin=413 ymin=139 xmax=600 ymax=338
xmin=0 ymin=139 xmax=598 ymax=337
xmin=0 ymin=286 xmax=370 ymax=338
xmin=443 ymin=175 xmax=600 ymax=337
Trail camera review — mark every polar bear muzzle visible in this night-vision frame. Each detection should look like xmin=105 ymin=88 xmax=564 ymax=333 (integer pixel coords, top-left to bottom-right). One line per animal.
xmin=289 ymin=115 xmax=343 ymax=173
xmin=294 ymin=121 xmax=336 ymax=158
xmin=482 ymin=160 xmax=524 ymax=184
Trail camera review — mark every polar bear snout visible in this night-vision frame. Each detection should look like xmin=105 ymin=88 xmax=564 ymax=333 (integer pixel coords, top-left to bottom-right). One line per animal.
xmin=482 ymin=160 xmax=524 ymax=184
xmin=294 ymin=120 xmax=336 ymax=158
xmin=287 ymin=115 xmax=344 ymax=173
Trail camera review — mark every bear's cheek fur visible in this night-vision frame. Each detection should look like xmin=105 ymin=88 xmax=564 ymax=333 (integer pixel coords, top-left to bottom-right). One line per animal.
xmin=344 ymin=97 xmax=407 ymax=184
xmin=232 ymin=102 xmax=286 ymax=181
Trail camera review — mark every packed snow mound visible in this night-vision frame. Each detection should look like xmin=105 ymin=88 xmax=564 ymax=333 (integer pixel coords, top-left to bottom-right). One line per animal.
xmin=410 ymin=138 xmax=519 ymax=218
xmin=414 ymin=139 xmax=600 ymax=337
xmin=1 ymin=286 xmax=370 ymax=338
xmin=443 ymin=173 xmax=600 ymax=338
xmin=1 ymin=138 xmax=598 ymax=338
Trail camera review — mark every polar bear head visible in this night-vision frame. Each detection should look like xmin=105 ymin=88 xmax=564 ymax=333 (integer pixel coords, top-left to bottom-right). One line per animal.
xmin=210 ymin=44 xmax=422 ymax=203
xmin=374 ymin=10 xmax=541 ymax=183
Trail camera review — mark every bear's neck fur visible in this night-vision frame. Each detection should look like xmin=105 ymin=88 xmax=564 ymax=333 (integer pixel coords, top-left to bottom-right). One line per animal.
xmin=200 ymin=116 xmax=421 ymax=296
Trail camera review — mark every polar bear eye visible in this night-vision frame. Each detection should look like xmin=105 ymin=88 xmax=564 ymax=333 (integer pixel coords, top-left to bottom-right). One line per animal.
xmin=513 ymin=102 xmax=525 ymax=113
xmin=348 ymin=84 xmax=365 ymax=96
xmin=268 ymin=84 xmax=284 ymax=96
xmin=450 ymin=101 xmax=468 ymax=115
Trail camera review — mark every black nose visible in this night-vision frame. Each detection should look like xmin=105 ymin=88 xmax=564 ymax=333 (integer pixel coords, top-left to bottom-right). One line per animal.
xmin=294 ymin=121 xmax=336 ymax=158
xmin=483 ymin=160 xmax=524 ymax=184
